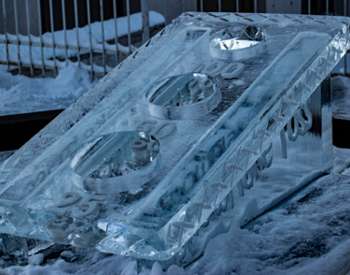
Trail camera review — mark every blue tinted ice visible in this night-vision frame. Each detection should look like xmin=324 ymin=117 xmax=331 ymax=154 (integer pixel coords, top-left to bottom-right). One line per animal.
xmin=0 ymin=13 xmax=349 ymax=261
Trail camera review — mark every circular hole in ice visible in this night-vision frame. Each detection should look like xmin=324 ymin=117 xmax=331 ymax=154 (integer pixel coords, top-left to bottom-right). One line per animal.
xmin=216 ymin=38 xmax=260 ymax=51
xmin=71 ymin=131 xmax=160 ymax=179
xmin=146 ymin=73 xmax=221 ymax=120
xmin=210 ymin=25 xmax=265 ymax=61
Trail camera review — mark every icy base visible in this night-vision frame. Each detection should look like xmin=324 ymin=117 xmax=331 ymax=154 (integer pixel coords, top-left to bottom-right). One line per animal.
xmin=2 ymin=142 xmax=350 ymax=274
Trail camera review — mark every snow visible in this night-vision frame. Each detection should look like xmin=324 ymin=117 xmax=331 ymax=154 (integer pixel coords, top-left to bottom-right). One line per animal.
xmin=0 ymin=151 xmax=13 ymax=165
xmin=1 ymin=144 xmax=350 ymax=275
xmin=0 ymin=64 xmax=92 ymax=116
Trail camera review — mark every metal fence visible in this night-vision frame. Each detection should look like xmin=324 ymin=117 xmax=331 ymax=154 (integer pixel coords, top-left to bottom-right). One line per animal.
xmin=0 ymin=0 xmax=349 ymax=79
xmin=194 ymin=0 xmax=349 ymax=75
xmin=0 ymin=0 xmax=155 ymax=78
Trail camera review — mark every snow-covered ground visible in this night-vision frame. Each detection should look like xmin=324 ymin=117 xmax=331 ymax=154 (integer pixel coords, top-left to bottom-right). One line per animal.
xmin=1 ymin=147 xmax=350 ymax=275
xmin=0 ymin=64 xmax=92 ymax=116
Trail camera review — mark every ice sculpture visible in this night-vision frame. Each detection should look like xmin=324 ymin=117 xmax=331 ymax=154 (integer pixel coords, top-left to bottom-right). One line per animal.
xmin=0 ymin=12 xmax=349 ymax=262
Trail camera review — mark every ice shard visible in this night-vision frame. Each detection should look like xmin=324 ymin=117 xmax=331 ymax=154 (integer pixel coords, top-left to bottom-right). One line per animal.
xmin=0 ymin=12 xmax=349 ymax=262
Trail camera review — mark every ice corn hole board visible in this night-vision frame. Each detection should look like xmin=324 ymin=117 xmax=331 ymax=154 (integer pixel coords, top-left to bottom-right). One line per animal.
xmin=0 ymin=12 xmax=349 ymax=261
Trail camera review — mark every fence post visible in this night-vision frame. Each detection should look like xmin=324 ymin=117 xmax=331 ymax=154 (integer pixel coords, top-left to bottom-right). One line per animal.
xmin=61 ymin=0 xmax=69 ymax=65
xmin=73 ymin=0 xmax=81 ymax=68
xmin=86 ymin=0 xmax=94 ymax=79
xmin=13 ymin=0 xmax=22 ymax=74
xmin=200 ymin=0 xmax=204 ymax=12
xmin=113 ymin=0 xmax=119 ymax=64
xmin=308 ymin=0 xmax=311 ymax=14
xmin=1 ymin=0 xmax=10 ymax=71
xmin=99 ymin=0 xmax=107 ymax=75
xmin=36 ymin=0 xmax=46 ymax=75
xmin=49 ymin=0 xmax=58 ymax=74
xmin=126 ymin=0 xmax=132 ymax=53
xmin=25 ymin=0 xmax=34 ymax=75
xmin=141 ymin=0 xmax=150 ymax=43
xmin=254 ymin=0 xmax=258 ymax=13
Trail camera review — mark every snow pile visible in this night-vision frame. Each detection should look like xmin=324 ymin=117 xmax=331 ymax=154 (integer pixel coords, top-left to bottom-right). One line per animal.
xmin=0 ymin=64 xmax=92 ymax=116
xmin=2 ymin=150 xmax=350 ymax=275
xmin=190 ymin=173 xmax=350 ymax=275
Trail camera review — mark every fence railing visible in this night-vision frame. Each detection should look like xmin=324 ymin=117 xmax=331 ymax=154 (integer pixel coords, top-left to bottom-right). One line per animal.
xmin=194 ymin=0 xmax=349 ymax=75
xmin=0 ymin=0 xmax=349 ymax=79
xmin=0 ymin=0 xmax=164 ymax=78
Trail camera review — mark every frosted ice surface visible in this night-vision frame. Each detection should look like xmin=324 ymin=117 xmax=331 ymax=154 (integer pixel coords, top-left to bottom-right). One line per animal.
xmin=0 ymin=12 xmax=349 ymax=262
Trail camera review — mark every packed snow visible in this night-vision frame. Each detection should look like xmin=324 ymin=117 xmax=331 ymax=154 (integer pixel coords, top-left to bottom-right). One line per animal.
xmin=0 ymin=64 xmax=92 ymax=116
xmin=2 ymin=152 xmax=350 ymax=275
